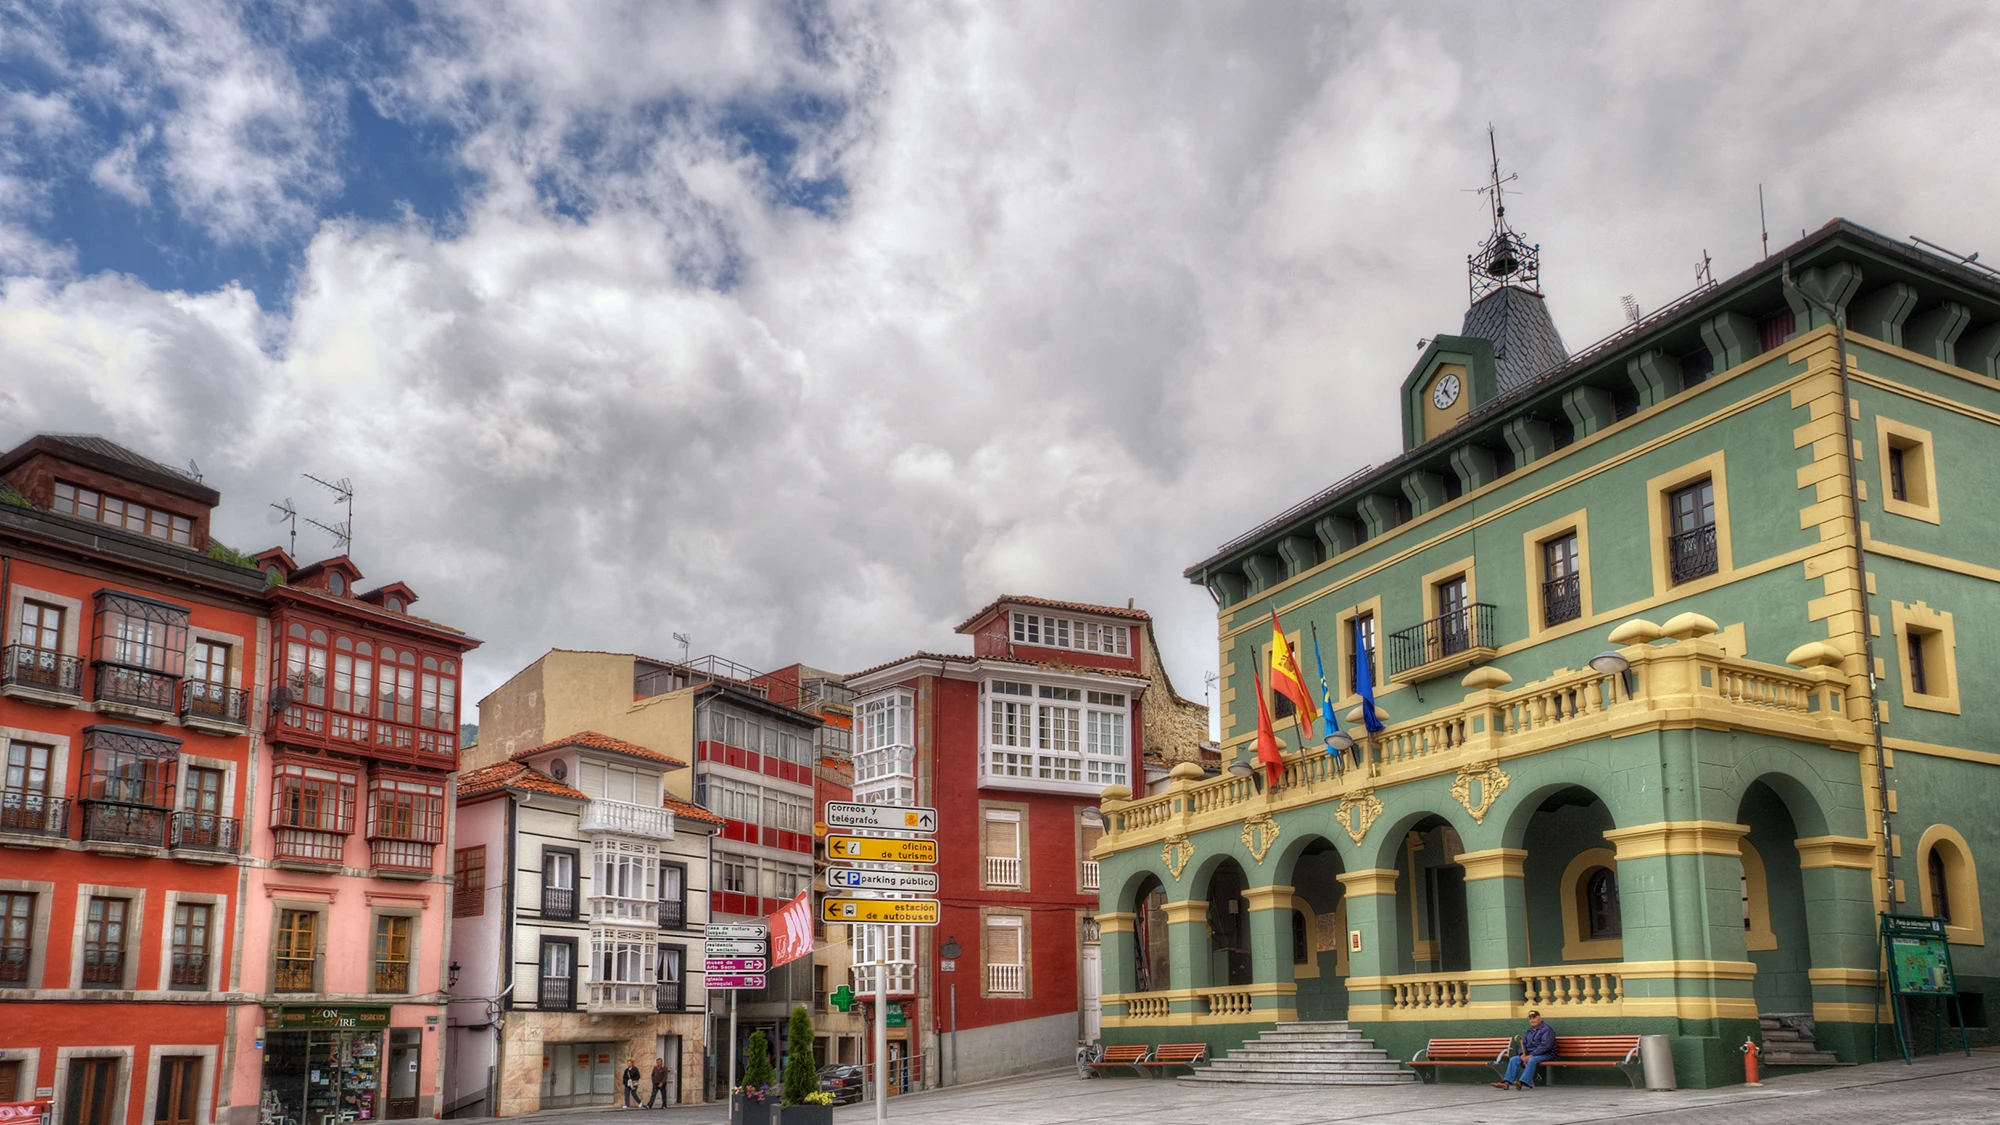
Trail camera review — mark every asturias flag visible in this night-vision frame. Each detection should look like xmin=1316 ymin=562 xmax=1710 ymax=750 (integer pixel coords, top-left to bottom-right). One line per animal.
xmin=1267 ymin=610 xmax=1315 ymax=741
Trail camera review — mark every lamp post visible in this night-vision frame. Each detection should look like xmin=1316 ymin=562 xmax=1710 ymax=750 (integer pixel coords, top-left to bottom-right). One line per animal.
xmin=1589 ymin=651 xmax=1636 ymax=698
xmin=1225 ymin=759 xmax=1265 ymax=793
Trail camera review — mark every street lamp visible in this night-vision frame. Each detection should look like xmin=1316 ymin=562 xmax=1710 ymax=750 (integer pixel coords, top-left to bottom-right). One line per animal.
xmin=1226 ymin=759 xmax=1266 ymax=793
xmin=1590 ymin=651 xmax=1636 ymax=698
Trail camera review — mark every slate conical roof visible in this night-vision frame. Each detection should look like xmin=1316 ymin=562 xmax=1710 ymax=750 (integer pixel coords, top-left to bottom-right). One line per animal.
xmin=1461 ymin=285 xmax=1569 ymax=393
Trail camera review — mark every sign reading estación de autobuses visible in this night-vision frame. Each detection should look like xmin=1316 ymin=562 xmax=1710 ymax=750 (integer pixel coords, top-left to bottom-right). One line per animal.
xmin=272 ymin=1006 xmax=392 ymax=1030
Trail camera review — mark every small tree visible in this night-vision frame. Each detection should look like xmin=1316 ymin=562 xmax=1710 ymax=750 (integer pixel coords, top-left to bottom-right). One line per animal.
xmin=782 ymin=1005 xmax=817 ymax=1105
xmin=742 ymin=1030 xmax=776 ymax=1096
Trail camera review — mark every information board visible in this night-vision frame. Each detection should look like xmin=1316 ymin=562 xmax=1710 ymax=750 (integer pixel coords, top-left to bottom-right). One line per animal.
xmin=1883 ymin=914 xmax=1956 ymax=996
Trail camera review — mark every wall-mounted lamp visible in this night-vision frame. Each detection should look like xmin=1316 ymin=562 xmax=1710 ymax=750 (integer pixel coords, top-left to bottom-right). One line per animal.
xmin=1323 ymin=730 xmax=1360 ymax=774
xmin=1589 ymin=651 xmax=1636 ymax=698
xmin=1226 ymin=759 xmax=1266 ymax=793
xmin=448 ymin=961 xmax=461 ymax=989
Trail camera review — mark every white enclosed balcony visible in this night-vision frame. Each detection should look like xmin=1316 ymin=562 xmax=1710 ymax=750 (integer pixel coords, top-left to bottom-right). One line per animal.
xmin=586 ymin=980 xmax=658 ymax=1014
xmin=580 ymin=798 xmax=674 ymax=839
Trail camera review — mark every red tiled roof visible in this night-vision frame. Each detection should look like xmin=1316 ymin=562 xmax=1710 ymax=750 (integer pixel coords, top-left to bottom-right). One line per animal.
xmin=510 ymin=730 xmax=688 ymax=768
xmin=955 ymin=594 xmax=1151 ymax=633
xmin=846 ymin=649 xmax=1148 ymax=683
xmin=458 ymin=761 xmax=588 ymax=801
xmin=663 ymin=792 xmax=725 ymax=826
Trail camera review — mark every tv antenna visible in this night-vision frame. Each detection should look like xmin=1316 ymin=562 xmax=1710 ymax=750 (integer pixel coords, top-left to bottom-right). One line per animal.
xmin=302 ymin=473 xmax=353 ymax=553
xmin=1758 ymin=184 xmax=1769 ymax=260
xmin=268 ymin=498 xmax=297 ymax=556
xmin=673 ymin=632 xmax=692 ymax=663
xmin=1620 ymin=295 xmax=1642 ymax=325
xmin=186 ymin=458 xmax=203 ymax=483
xmin=1696 ymin=248 xmax=1715 ymax=288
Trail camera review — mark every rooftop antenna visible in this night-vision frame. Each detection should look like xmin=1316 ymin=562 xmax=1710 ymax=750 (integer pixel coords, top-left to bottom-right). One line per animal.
xmin=673 ymin=632 xmax=691 ymax=664
xmin=186 ymin=458 xmax=202 ymax=484
xmin=267 ymin=498 xmax=297 ymax=556
xmin=1758 ymin=184 xmax=1769 ymax=260
xmin=1697 ymin=248 xmax=1715 ymax=287
xmin=301 ymin=473 xmax=353 ymax=554
xmin=1620 ymin=295 xmax=1642 ymax=325
xmin=1466 ymin=124 xmax=1541 ymax=303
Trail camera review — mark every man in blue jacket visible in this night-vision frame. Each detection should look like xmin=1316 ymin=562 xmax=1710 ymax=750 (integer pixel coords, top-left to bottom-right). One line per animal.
xmin=1494 ymin=1011 xmax=1555 ymax=1090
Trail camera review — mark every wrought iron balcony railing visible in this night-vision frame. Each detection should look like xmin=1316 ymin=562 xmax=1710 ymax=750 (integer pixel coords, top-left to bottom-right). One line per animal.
xmin=180 ymin=681 xmax=250 ymax=728
xmin=1542 ymin=574 xmax=1582 ymax=627
xmin=92 ymin=664 xmax=178 ymax=713
xmin=656 ymin=979 xmax=685 ymax=1012
xmin=0 ymin=947 xmax=28 ymax=985
xmin=80 ymin=801 xmax=169 ymax=848
xmin=2 ymin=645 xmax=82 ymax=700
xmin=539 ymin=976 xmax=574 ymax=1011
xmin=0 ymin=793 xmax=69 ymax=839
xmin=274 ymin=958 xmax=315 ymax=992
xmin=170 ymin=954 xmax=209 ymax=990
xmin=659 ymin=898 xmax=686 ymax=929
xmin=1668 ymin=524 xmax=1719 ymax=584
xmin=1386 ymin=603 xmax=1497 ymax=678
xmin=374 ymin=961 xmax=410 ymax=993
xmin=81 ymin=952 xmax=125 ymax=986
xmin=541 ymin=886 xmax=578 ymax=922
xmin=170 ymin=812 xmax=240 ymax=854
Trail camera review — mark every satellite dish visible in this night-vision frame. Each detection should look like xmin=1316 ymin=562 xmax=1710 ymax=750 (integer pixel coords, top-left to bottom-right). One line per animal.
xmin=269 ymin=685 xmax=295 ymax=715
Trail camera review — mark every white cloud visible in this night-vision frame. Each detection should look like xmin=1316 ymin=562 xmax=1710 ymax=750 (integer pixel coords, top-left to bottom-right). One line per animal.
xmin=90 ymin=125 xmax=154 ymax=205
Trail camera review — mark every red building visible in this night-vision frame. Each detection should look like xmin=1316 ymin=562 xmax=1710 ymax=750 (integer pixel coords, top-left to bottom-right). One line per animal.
xmin=844 ymin=596 xmax=1189 ymax=1084
xmin=0 ymin=436 xmax=269 ymax=1125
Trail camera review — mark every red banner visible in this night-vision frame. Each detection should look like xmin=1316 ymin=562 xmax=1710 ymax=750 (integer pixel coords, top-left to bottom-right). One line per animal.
xmin=768 ymin=890 xmax=814 ymax=967
xmin=0 ymin=1103 xmax=49 ymax=1125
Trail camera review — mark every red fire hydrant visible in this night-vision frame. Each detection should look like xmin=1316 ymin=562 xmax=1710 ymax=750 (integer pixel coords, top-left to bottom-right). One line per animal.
xmin=1741 ymin=1037 xmax=1763 ymax=1086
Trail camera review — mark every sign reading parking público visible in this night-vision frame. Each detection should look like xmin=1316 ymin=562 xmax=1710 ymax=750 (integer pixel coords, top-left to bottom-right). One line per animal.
xmin=826 ymin=867 xmax=938 ymax=894
xmin=822 ymin=897 xmax=941 ymax=925
xmin=826 ymin=835 xmax=937 ymax=864
xmin=825 ymin=801 xmax=938 ymax=834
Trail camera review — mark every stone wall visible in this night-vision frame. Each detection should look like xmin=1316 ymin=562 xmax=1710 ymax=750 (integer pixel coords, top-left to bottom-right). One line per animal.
xmin=1139 ymin=627 xmax=1210 ymax=764
xmin=496 ymin=1010 xmax=709 ymax=1116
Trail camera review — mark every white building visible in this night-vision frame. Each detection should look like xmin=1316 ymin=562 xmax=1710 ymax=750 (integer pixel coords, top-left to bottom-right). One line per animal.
xmin=444 ymin=731 xmax=719 ymax=1116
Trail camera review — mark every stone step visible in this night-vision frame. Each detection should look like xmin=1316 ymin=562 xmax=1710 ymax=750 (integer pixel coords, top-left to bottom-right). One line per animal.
xmin=1228 ymin=1048 xmax=1402 ymax=1062
xmin=1208 ymin=1056 xmax=1410 ymax=1071
xmin=1232 ymin=1043 xmax=1396 ymax=1056
xmin=1239 ymin=1033 xmax=1369 ymax=1045
xmin=1762 ymin=1050 xmax=1843 ymax=1067
xmin=1274 ymin=1021 xmax=1353 ymax=1030
xmin=1181 ymin=1071 xmax=1416 ymax=1086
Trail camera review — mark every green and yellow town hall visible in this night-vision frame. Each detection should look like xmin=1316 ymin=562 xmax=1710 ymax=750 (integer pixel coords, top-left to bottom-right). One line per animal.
xmin=1091 ymin=213 xmax=2000 ymax=1086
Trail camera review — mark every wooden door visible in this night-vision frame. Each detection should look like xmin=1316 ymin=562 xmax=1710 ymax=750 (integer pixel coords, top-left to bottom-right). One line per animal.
xmin=65 ymin=1058 xmax=119 ymax=1125
xmin=156 ymin=1057 xmax=201 ymax=1125
xmin=386 ymin=1029 xmax=420 ymax=1119
xmin=0 ymin=1059 xmax=21 ymax=1101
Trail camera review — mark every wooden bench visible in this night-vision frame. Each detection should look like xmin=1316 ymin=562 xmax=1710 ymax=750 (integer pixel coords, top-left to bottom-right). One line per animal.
xmin=1538 ymin=1035 xmax=1644 ymax=1087
xmin=1407 ymin=1038 xmax=1512 ymax=1083
xmin=1089 ymin=1044 xmax=1152 ymax=1075
xmin=1135 ymin=1043 xmax=1209 ymax=1075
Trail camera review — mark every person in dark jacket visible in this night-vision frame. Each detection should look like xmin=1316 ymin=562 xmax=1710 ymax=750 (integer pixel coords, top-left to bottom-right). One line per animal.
xmin=1494 ymin=1012 xmax=1556 ymax=1090
xmin=622 ymin=1059 xmax=642 ymax=1107
xmin=647 ymin=1057 xmax=670 ymax=1108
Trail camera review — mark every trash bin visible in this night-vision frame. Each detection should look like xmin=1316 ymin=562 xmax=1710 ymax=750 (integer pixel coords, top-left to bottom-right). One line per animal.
xmin=1638 ymin=1034 xmax=1676 ymax=1091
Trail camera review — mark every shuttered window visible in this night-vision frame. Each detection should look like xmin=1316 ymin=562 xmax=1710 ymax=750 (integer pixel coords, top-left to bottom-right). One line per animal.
xmin=983 ymin=812 xmax=1019 ymax=859
xmin=987 ymin=918 xmax=1021 ymax=964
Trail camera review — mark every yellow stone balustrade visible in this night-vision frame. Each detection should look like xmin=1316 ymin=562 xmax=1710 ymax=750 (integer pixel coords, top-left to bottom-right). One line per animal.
xmin=1101 ymin=982 xmax=1298 ymax=1027
xmin=1346 ymin=960 xmax=1760 ymax=1022
xmin=1097 ymin=638 xmax=1853 ymax=856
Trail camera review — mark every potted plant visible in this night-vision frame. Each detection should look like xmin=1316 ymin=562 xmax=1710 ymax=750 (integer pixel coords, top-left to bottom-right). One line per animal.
xmin=780 ymin=1006 xmax=834 ymax=1125
xmin=730 ymin=1031 xmax=778 ymax=1125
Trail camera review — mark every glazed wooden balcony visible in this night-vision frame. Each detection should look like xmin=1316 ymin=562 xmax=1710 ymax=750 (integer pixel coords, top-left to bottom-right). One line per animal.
xmin=1099 ymin=634 xmax=1856 ymax=854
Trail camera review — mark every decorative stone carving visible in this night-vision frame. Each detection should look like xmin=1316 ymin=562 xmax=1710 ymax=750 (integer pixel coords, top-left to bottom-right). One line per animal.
xmin=1334 ymin=791 xmax=1384 ymax=845
xmin=1162 ymin=834 xmax=1195 ymax=881
xmin=1240 ymin=813 xmax=1281 ymax=864
xmin=1451 ymin=761 xmax=1511 ymax=824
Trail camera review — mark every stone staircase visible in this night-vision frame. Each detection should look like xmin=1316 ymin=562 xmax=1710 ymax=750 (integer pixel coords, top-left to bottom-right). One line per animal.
xmin=1759 ymin=1013 xmax=1843 ymax=1067
xmin=1178 ymin=1021 xmax=1416 ymax=1085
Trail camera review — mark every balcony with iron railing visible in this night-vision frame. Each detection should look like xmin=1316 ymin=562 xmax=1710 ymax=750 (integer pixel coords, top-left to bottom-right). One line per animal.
xmin=179 ymin=681 xmax=251 ymax=733
xmin=0 ymin=947 xmax=29 ymax=985
xmin=659 ymin=898 xmax=686 ymax=930
xmin=0 ymin=793 xmax=70 ymax=841
xmin=539 ymin=976 xmax=575 ymax=1010
xmin=169 ymin=954 xmax=209 ymax=990
xmin=656 ymin=979 xmax=686 ymax=1012
xmin=80 ymin=801 xmax=169 ymax=849
xmin=1 ymin=645 xmax=83 ymax=705
xmin=81 ymin=951 xmax=125 ymax=987
xmin=1669 ymin=524 xmax=1719 ymax=585
xmin=1542 ymin=574 xmax=1582 ymax=628
xmin=984 ymin=856 xmax=1022 ymax=889
xmin=374 ymin=960 xmax=410 ymax=994
xmin=985 ymin=962 xmax=1025 ymax=996
xmin=541 ymin=886 xmax=578 ymax=922
xmin=1386 ymin=603 xmax=1497 ymax=683
xmin=170 ymin=812 xmax=240 ymax=855
xmin=91 ymin=663 xmax=178 ymax=719
xmin=578 ymin=799 xmax=675 ymax=840
xmin=274 ymin=958 xmax=315 ymax=993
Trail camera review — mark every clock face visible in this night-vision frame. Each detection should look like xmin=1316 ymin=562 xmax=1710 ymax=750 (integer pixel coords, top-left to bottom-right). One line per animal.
xmin=1432 ymin=373 xmax=1462 ymax=410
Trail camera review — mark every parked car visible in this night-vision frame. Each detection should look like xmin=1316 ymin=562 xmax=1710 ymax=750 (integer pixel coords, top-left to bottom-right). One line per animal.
xmin=818 ymin=1064 xmax=865 ymax=1104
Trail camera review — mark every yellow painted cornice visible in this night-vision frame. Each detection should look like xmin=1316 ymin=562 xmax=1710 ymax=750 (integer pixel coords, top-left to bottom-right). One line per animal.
xmin=1336 ymin=868 xmax=1399 ymax=897
xmin=1240 ymin=885 xmax=1297 ymax=912
xmin=1161 ymin=899 xmax=1208 ymax=924
xmin=1794 ymin=835 xmax=1879 ymax=870
xmin=1808 ymin=967 xmax=1882 ymax=987
xmin=1603 ymin=820 xmax=1748 ymax=860
xmin=1457 ymin=848 xmax=1529 ymax=881
xmin=1095 ymin=912 xmax=1136 ymax=934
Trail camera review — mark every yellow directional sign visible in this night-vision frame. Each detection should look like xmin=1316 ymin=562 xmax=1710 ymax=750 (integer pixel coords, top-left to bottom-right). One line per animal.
xmin=821 ymin=897 xmax=941 ymax=925
xmin=825 ymin=835 xmax=938 ymax=864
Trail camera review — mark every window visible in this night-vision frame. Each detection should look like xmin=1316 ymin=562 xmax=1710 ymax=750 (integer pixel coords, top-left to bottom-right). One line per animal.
xmin=1348 ymin=612 xmax=1377 ymax=695
xmin=542 ymin=848 xmax=577 ymax=920
xmin=851 ymin=925 xmax=916 ymax=994
xmin=0 ymin=891 xmax=33 ymax=984
xmin=1918 ymin=827 xmax=1984 ymax=944
xmin=658 ymin=945 xmax=685 ymax=1011
xmin=1667 ymin=479 xmax=1718 ymax=583
xmin=984 ymin=810 xmax=1022 ymax=889
xmin=419 ymin=657 xmax=459 ymax=731
xmin=592 ymin=839 xmax=658 ymax=922
xmin=81 ymin=727 xmax=178 ymax=808
xmin=366 ymin=776 xmax=445 ymax=869
xmin=454 ymin=847 xmax=486 ymax=917
xmin=170 ymin=902 xmax=210 ymax=990
xmin=17 ymin=599 xmax=63 ymax=653
xmin=590 ymin=928 xmax=656 ymax=1006
xmin=1681 ymin=347 xmax=1714 ymax=385
xmin=275 ymin=910 xmax=316 ymax=992
xmin=1584 ymin=869 xmax=1621 ymax=939
xmin=54 ymin=482 xmax=193 ymax=546
xmin=982 ymin=679 xmax=1127 ymax=789
xmin=272 ymin=762 xmax=356 ymax=832
xmin=1889 ymin=445 xmax=1908 ymax=502
xmin=659 ymin=862 xmax=686 ymax=928
xmin=1758 ymin=307 xmax=1795 ymax=353
xmin=2 ymin=740 xmax=53 ymax=833
xmin=327 ymin=573 xmax=346 ymax=596
xmin=286 ymin=625 xmax=328 ymax=707
xmin=719 ymin=855 xmax=752 ymax=896
xmin=83 ymin=896 xmax=128 ymax=986
xmin=1010 ymin=612 xmax=1129 ymax=655
xmin=1292 ymin=911 xmax=1308 ymax=965
xmin=1908 ymin=629 xmax=1930 ymax=696
xmin=1878 ymin=418 xmax=1940 ymax=523
xmin=539 ymin=938 xmax=576 ymax=1010
xmin=1930 ymin=848 xmax=1951 ymax=926
xmin=1542 ymin=534 xmax=1581 ymax=626
xmin=984 ymin=915 xmax=1025 ymax=996
xmin=1435 ymin=575 xmax=1471 ymax=655
xmin=374 ymin=916 xmax=411 ymax=992
xmin=156 ymin=1057 xmax=201 ymax=1125
xmin=1894 ymin=601 xmax=1960 ymax=714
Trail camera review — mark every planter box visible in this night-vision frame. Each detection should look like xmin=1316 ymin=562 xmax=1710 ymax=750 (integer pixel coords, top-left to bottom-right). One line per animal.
xmin=729 ymin=1094 xmax=776 ymax=1125
xmin=779 ymin=1107 xmax=834 ymax=1125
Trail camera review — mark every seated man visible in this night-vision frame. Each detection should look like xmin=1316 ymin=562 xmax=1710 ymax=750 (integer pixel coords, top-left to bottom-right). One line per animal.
xmin=1494 ymin=1011 xmax=1556 ymax=1090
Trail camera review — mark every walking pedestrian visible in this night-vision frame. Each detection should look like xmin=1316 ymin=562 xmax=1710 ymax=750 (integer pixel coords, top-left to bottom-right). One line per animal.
xmin=622 ymin=1058 xmax=642 ymax=1107
xmin=647 ymin=1057 xmax=670 ymax=1108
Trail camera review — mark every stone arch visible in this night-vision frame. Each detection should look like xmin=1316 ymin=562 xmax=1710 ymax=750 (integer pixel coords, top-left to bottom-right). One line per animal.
xmin=1358 ymin=800 xmax=1478 ymax=874
xmin=1735 ymin=776 xmax=1817 ymax=1013
xmin=1123 ymin=871 xmax=1171 ymax=994
xmin=1717 ymin=746 xmax=1852 ymax=838
xmin=1495 ymin=769 xmax=1626 ymax=853
xmin=1275 ymin=834 xmax=1350 ymax=1021
xmin=1498 ymin=780 xmax=1622 ymax=968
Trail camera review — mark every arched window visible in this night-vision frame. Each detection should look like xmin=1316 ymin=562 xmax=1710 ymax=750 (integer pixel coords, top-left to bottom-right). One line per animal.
xmin=328 ymin=573 xmax=345 ymax=595
xmin=1584 ymin=868 xmax=1621 ymax=939
xmin=1930 ymin=847 xmax=1952 ymax=926
xmin=1918 ymin=826 xmax=1984 ymax=946
xmin=1292 ymin=910 xmax=1309 ymax=965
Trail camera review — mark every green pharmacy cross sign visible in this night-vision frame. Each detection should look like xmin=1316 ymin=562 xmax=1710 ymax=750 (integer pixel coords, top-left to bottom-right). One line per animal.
xmin=1877 ymin=914 xmax=1970 ymax=1063
xmin=829 ymin=985 xmax=855 ymax=1013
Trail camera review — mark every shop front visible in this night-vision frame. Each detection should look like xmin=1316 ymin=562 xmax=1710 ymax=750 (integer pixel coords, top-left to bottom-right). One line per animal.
xmin=262 ymin=1008 xmax=424 ymax=1125
xmin=538 ymin=1043 xmax=620 ymax=1110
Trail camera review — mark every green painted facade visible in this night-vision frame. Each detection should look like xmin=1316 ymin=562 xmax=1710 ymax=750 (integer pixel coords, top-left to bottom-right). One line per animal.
xmin=1095 ymin=220 xmax=2000 ymax=1087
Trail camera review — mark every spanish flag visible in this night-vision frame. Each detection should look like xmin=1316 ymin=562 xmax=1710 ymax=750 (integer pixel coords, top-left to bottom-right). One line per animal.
xmin=1251 ymin=661 xmax=1284 ymax=786
xmin=1268 ymin=609 xmax=1315 ymax=740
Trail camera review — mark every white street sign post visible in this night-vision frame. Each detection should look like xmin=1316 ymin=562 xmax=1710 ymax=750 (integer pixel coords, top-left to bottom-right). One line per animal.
xmin=825 ymin=801 xmax=939 ymax=834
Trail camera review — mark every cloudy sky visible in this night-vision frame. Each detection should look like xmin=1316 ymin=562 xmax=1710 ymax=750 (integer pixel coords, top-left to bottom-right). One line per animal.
xmin=4 ymin=1 xmax=1998 ymax=710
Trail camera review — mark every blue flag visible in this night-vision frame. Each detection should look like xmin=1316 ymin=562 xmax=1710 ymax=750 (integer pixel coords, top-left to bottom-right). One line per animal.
xmin=1309 ymin=625 xmax=1344 ymax=776
xmin=1356 ymin=618 xmax=1385 ymax=735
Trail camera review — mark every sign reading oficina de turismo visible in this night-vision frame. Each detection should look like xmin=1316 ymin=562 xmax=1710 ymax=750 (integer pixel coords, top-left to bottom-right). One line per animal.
xmin=825 ymin=835 xmax=938 ymax=864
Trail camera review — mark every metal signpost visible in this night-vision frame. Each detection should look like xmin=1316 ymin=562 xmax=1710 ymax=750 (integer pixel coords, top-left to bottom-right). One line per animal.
xmin=821 ymin=803 xmax=939 ymax=1124
xmin=704 ymin=922 xmax=770 ymax=1101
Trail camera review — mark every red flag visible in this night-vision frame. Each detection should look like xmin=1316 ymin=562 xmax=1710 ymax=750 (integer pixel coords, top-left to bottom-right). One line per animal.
xmin=768 ymin=890 xmax=814 ymax=967
xmin=1251 ymin=661 xmax=1284 ymax=787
